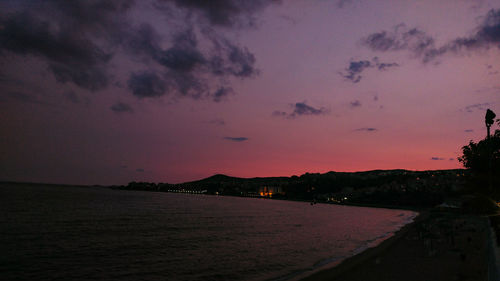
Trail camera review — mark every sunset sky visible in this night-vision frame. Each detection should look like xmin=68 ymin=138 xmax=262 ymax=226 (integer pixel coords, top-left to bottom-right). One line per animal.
xmin=1 ymin=0 xmax=499 ymax=185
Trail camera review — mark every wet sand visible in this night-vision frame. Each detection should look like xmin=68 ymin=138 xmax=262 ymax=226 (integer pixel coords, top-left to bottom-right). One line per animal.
xmin=300 ymin=210 xmax=489 ymax=281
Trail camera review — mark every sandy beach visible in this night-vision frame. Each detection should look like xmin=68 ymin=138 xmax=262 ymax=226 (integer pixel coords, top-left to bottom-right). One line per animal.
xmin=300 ymin=210 xmax=489 ymax=281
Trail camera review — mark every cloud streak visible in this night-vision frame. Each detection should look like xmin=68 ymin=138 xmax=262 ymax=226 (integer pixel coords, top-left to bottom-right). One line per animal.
xmin=273 ymin=102 xmax=328 ymax=119
xmin=340 ymin=57 xmax=399 ymax=83
xmin=463 ymin=103 xmax=490 ymax=112
xmin=110 ymin=102 xmax=134 ymax=113
xmin=350 ymin=100 xmax=362 ymax=108
xmin=430 ymin=157 xmax=445 ymax=160
xmin=355 ymin=127 xmax=377 ymax=132
xmin=224 ymin=137 xmax=249 ymax=142
xmin=362 ymin=9 xmax=500 ymax=63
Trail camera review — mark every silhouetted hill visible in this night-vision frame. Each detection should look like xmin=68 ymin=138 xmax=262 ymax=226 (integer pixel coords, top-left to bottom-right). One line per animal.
xmin=185 ymin=173 xmax=289 ymax=185
xmin=120 ymin=169 xmax=467 ymax=207
xmin=185 ymin=174 xmax=243 ymax=184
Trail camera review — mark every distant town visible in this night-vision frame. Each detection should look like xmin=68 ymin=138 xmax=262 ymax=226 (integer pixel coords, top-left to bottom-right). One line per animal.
xmin=114 ymin=169 xmax=467 ymax=208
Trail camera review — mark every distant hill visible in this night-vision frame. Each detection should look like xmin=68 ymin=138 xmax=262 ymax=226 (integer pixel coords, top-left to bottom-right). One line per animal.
xmin=184 ymin=173 xmax=289 ymax=185
xmin=120 ymin=169 xmax=467 ymax=207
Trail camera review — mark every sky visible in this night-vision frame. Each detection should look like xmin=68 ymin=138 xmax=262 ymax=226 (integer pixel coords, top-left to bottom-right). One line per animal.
xmin=1 ymin=0 xmax=499 ymax=185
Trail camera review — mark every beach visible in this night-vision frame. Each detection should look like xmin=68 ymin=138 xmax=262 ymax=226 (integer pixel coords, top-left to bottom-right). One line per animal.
xmin=300 ymin=210 xmax=489 ymax=281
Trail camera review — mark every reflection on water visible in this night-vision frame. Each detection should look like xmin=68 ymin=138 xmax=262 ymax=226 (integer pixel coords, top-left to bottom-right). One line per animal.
xmin=0 ymin=183 xmax=416 ymax=281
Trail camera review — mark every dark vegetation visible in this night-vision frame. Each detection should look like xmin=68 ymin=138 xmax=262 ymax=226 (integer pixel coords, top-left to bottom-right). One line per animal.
xmin=457 ymin=109 xmax=500 ymax=243
xmin=458 ymin=119 xmax=500 ymax=200
xmin=458 ymin=110 xmax=500 ymax=214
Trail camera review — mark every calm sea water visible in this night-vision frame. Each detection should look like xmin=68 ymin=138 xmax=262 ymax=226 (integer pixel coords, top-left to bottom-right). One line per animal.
xmin=0 ymin=183 xmax=417 ymax=281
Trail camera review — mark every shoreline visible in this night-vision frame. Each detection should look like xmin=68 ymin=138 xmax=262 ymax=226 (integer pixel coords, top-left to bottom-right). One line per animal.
xmin=298 ymin=210 xmax=488 ymax=281
xmin=0 ymin=181 xmax=426 ymax=212
xmin=291 ymin=211 xmax=424 ymax=281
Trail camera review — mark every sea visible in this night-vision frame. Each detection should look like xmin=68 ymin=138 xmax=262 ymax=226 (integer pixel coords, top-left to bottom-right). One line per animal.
xmin=0 ymin=183 xmax=417 ymax=281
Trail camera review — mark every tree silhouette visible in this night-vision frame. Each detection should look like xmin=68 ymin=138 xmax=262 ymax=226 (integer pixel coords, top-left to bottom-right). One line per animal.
xmin=458 ymin=109 xmax=500 ymax=196
xmin=458 ymin=133 xmax=500 ymax=172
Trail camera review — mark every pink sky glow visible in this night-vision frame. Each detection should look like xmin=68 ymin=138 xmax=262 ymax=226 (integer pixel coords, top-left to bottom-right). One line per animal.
xmin=1 ymin=0 xmax=499 ymax=185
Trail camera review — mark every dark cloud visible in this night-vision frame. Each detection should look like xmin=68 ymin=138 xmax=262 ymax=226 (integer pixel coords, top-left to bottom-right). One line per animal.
xmin=350 ymin=100 xmax=362 ymax=108
xmin=224 ymin=137 xmax=248 ymax=142
xmin=272 ymin=110 xmax=288 ymax=117
xmin=375 ymin=62 xmax=399 ymax=70
xmin=464 ymin=129 xmax=474 ymax=133
xmin=47 ymin=0 xmax=134 ymax=38
xmin=363 ymin=31 xmax=398 ymax=52
xmin=212 ymin=87 xmax=234 ymax=102
xmin=50 ymin=63 xmax=108 ymax=92
xmin=157 ymin=47 xmax=205 ymax=73
xmin=355 ymin=127 xmax=377 ymax=132
xmin=372 ymin=57 xmax=399 ymax=70
xmin=0 ymin=11 xmax=111 ymax=91
xmin=1 ymin=91 xmax=46 ymax=105
xmin=127 ymin=28 xmax=258 ymax=100
xmin=476 ymin=9 xmax=500 ymax=45
xmin=126 ymin=23 xmax=162 ymax=58
xmin=128 ymin=72 xmax=167 ymax=98
xmin=274 ymin=102 xmax=329 ymax=119
xmin=293 ymin=102 xmax=326 ymax=116
xmin=430 ymin=157 xmax=445 ymax=160
xmin=341 ymin=60 xmax=371 ymax=83
xmin=0 ymin=1 xmax=124 ymax=91
xmin=64 ymin=91 xmax=80 ymax=104
xmin=211 ymin=38 xmax=258 ymax=77
xmin=167 ymin=72 xmax=207 ymax=99
xmin=63 ymin=91 xmax=90 ymax=106
xmin=163 ymin=0 xmax=280 ymax=28
xmin=362 ymin=9 xmax=500 ymax=63
xmin=0 ymin=0 xmax=270 ymax=103
xmin=156 ymin=29 xmax=206 ymax=72
xmin=110 ymin=102 xmax=134 ymax=113
xmin=340 ymin=57 xmax=399 ymax=83
xmin=463 ymin=103 xmax=490 ymax=112
xmin=362 ymin=26 xmax=435 ymax=56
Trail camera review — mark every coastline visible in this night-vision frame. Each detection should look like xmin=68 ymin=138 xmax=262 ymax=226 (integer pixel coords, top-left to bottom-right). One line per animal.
xmin=297 ymin=210 xmax=488 ymax=281
xmin=287 ymin=210 xmax=424 ymax=281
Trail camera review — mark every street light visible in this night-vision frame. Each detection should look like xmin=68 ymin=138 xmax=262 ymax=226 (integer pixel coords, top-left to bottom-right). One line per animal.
xmin=485 ymin=109 xmax=496 ymax=192
xmin=486 ymin=109 xmax=496 ymax=139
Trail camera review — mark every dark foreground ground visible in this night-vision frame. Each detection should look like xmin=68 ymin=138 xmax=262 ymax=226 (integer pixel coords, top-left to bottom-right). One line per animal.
xmin=301 ymin=210 xmax=489 ymax=281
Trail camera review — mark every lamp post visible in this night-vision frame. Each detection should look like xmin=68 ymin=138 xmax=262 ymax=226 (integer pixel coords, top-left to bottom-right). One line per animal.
xmin=486 ymin=109 xmax=496 ymax=139
xmin=485 ymin=109 xmax=496 ymax=193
